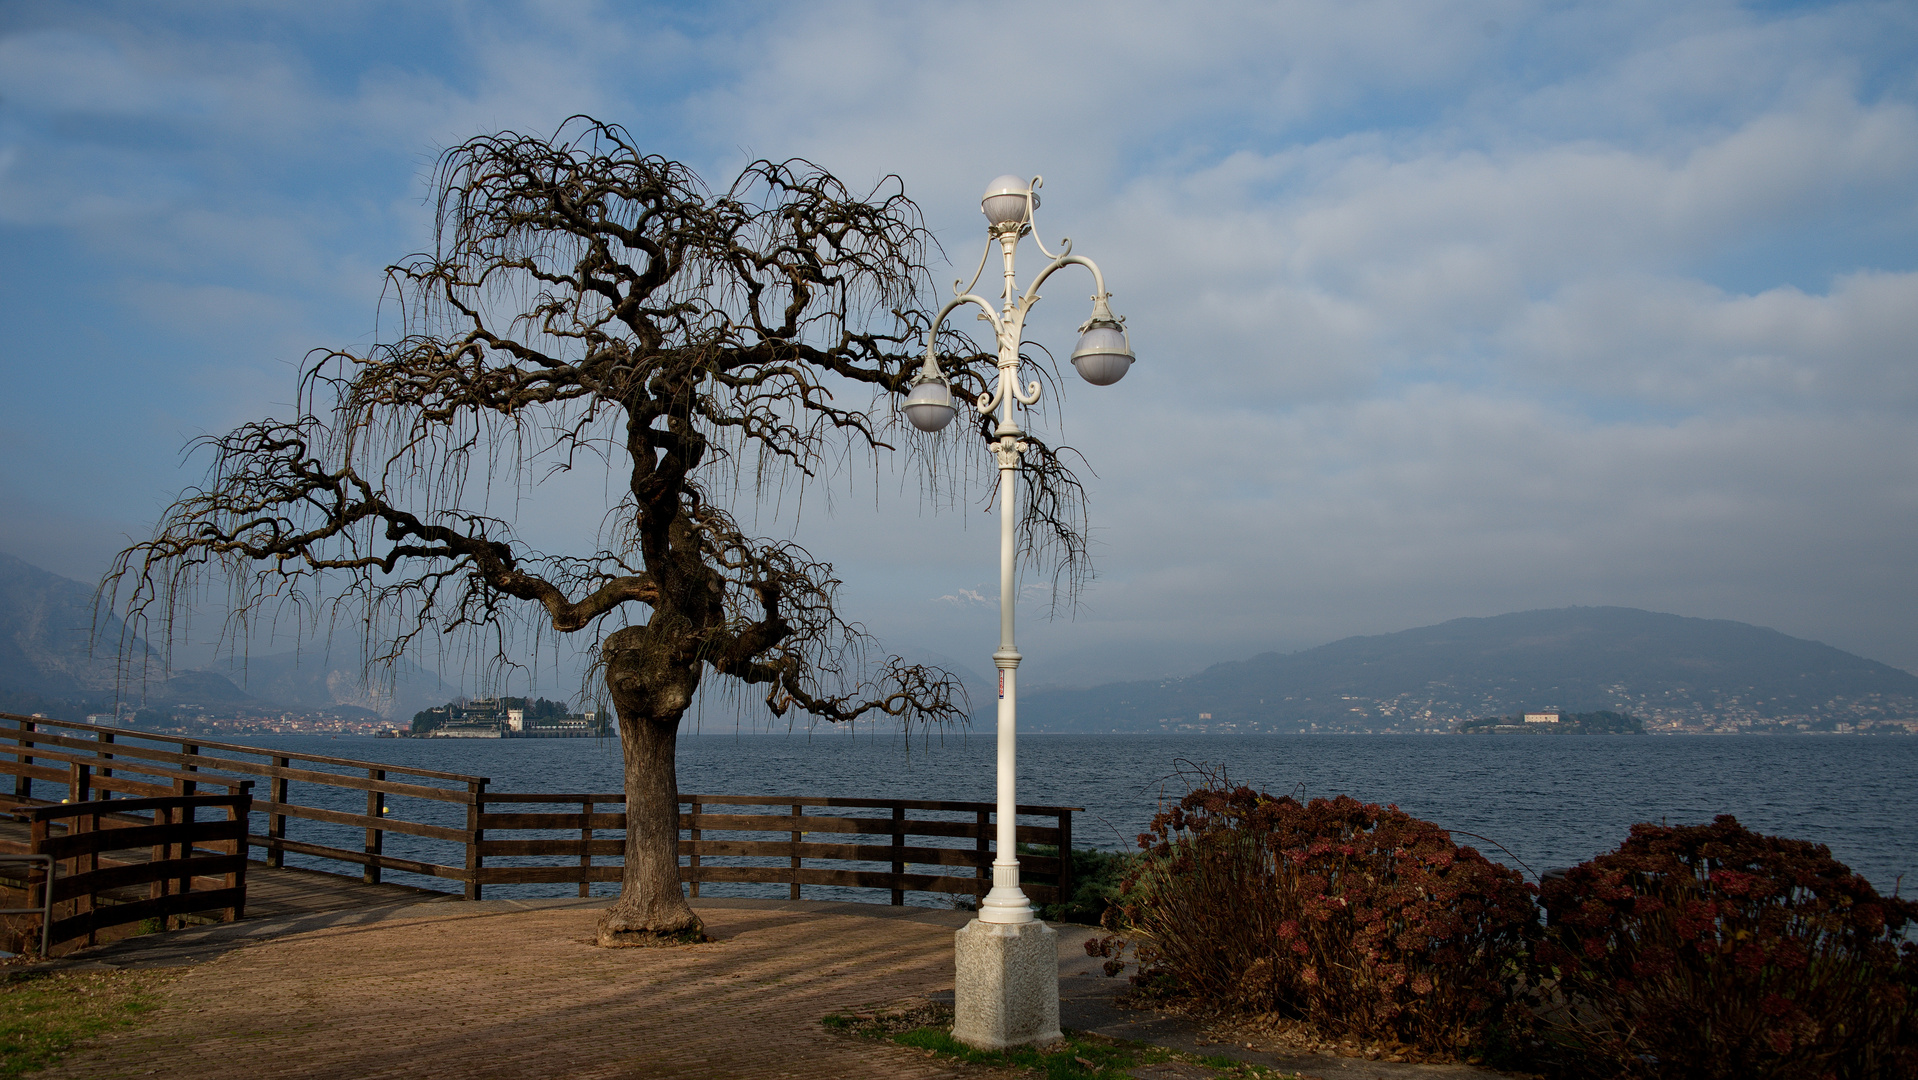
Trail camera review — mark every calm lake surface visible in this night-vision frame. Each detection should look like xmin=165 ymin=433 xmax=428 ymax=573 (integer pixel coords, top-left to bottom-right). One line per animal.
xmin=208 ymin=732 xmax=1917 ymax=904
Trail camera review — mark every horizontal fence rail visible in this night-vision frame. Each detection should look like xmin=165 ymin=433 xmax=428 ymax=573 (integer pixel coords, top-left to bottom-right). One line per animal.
xmin=0 ymin=792 xmax=251 ymax=955
xmin=0 ymin=714 xmax=1079 ymax=909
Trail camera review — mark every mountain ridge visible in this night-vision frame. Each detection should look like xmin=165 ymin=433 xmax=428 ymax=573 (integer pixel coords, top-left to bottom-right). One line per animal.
xmin=9 ymin=552 xmax=1912 ymax=734
xmin=1019 ymin=607 xmax=1918 ymax=733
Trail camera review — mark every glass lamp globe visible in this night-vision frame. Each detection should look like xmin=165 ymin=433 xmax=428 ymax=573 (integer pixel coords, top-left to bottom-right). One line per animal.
xmin=981 ymin=175 xmax=1037 ymax=226
xmin=903 ymin=378 xmax=957 ymax=432
xmin=1070 ymin=323 xmax=1135 ymax=386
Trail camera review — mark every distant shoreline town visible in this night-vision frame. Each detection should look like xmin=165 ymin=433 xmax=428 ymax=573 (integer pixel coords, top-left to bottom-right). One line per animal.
xmin=38 ymin=702 xmax=1915 ymax=740
xmin=1142 ymin=706 xmax=1915 ymax=737
xmin=55 ymin=694 xmax=609 ymax=739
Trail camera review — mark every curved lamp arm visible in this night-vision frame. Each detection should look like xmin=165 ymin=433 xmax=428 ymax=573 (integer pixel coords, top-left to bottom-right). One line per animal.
xmin=953 ymin=238 xmax=995 ymax=298
xmin=922 ymin=293 xmax=1006 ymax=370
xmin=1025 ymin=176 xmax=1074 ymax=262
xmin=1016 ymin=252 xmax=1110 ymax=314
xmin=918 ymin=292 xmax=1007 ymax=401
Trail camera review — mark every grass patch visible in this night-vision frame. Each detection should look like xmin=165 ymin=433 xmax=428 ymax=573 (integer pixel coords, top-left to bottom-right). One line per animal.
xmin=824 ymin=1001 xmax=1298 ymax=1079
xmin=0 ymin=970 xmax=175 ymax=1078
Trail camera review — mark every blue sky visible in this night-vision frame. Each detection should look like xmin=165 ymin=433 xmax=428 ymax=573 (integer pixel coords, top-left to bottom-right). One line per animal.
xmin=2 ymin=0 xmax=1915 ymax=696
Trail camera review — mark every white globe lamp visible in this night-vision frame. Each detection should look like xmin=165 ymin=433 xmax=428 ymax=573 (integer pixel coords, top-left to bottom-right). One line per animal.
xmin=1069 ymin=321 xmax=1134 ymax=386
xmin=903 ymin=377 xmax=957 ymax=432
xmin=981 ymin=174 xmax=1036 ymax=227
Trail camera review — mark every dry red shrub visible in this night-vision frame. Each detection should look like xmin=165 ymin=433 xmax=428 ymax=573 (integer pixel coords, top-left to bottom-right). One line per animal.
xmin=1094 ymin=784 xmax=1537 ymax=1057
xmin=1537 ymin=815 xmax=1918 ymax=1079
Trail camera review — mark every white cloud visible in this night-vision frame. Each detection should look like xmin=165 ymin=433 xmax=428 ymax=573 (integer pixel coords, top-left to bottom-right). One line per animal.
xmin=936 ymin=588 xmax=992 ymax=608
xmin=1503 ymin=270 xmax=1918 ymax=410
xmin=3 ymin=0 xmax=1916 ymax=689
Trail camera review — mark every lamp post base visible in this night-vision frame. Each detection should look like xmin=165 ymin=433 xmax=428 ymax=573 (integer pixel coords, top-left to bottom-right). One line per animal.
xmin=952 ymin=918 xmax=1061 ymax=1050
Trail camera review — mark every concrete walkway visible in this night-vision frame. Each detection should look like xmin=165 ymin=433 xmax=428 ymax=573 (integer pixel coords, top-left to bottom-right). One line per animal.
xmin=23 ymin=898 xmax=1509 ymax=1080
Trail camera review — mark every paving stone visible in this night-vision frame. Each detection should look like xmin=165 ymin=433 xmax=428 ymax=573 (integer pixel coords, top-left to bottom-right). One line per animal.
xmin=30 ymin=900 xmax=1019 ymax=1080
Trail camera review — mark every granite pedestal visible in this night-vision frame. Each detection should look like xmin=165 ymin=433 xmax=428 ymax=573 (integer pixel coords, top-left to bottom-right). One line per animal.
xmin=951 ymin=918 xmax=1062 ymax=1050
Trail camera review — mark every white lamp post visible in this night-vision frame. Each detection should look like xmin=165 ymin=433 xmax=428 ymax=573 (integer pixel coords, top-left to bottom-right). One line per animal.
xmin=906 ymin=175 xmax=1133 ymax=1050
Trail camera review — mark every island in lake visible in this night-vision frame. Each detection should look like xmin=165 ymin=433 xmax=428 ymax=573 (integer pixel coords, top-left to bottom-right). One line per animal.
xmin=1455 ymin=710 xmax=1644 ymax=735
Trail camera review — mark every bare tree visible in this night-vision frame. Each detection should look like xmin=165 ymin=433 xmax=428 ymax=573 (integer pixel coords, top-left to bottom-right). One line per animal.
xmin=104 ymin=118 xmax=1089 ymax=944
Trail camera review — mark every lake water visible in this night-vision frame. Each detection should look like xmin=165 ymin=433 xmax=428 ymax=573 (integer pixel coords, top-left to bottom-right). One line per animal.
xmin=200 ymin=732 xmax=1916 ymax=905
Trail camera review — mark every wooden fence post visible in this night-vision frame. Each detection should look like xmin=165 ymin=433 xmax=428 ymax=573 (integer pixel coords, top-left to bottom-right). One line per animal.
xmin=97 ymin=730 xmax=115 ymax=796
xmin=364 ymin=768 xmax=385 ymax=884
xmin=1057 ymin=809 xmax=1073 ymax=907
xmin=268 ymin=756 xmax=289 ymax=868
xmin=148 ymin=803 xmax=173 ymax=927
xmin=177 ymin=743 xmax=199 ymax=796
xmin=25 ymin=815 xmax=49 ymax=951
xmin=14 ymin=717 xmax=33 ymax=801
xmin=464 ymin=779 xmax=486 ymax=900
xmin=891 ymin=804 xmax=906 ymax=906
xmin=789 ymin=803 xmax=803 ymax=901
xmin=67 ymin=760 xmax=90 ymax=804
xmin=78 ymin=806 xmax=99 ymax=946
xmin=975 ymin=808 xmax=990 ymax=907
xmin=177 ymin=800 xmax=195 ymax=914
xmin=228 ymin=784 xmax=252 ymax=922
xmin=578 ymin=798 xmax=594 ymax=899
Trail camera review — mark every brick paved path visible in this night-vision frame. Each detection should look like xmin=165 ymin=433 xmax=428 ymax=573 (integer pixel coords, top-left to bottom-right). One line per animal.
xmin=37 ymin=899 xmax=1019 ymax=1080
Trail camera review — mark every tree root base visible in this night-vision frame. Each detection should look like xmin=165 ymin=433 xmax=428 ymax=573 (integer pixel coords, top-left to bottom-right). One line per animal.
xmin=596 ymin=927 xmax=710 ymax=948
xmin=595 ymin=908 xmax=708 ymax=948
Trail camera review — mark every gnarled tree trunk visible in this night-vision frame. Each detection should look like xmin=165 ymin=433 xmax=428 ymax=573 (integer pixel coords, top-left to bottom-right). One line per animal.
xmin=597 ymin=711 xmax=701 ymax=944
xmin=596 ymin=625 xmax=705 ymax=944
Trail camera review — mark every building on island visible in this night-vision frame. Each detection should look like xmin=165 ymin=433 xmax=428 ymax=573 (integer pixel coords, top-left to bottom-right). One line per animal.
xmin=501 ymin=708 xmax=597 ymax=738
xmin=421 ymin=696 xmax=602 ymax=738
xmin=1523 ymin=711 xmax=1561 ymax=724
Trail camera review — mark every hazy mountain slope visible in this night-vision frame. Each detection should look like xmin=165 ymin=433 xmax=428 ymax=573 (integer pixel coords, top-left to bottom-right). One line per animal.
xmin=152 ymin=669 xmax=259 ymax=706
xmin=0 ymin=552 xmax=458 ymax=719
xmin=201 ymin=649 xmax=459 ymax=719
xmin=0 ymin=551 xmax=145 ymax=702
xmin=1021 ymin=607 xmax=1918 ymax=732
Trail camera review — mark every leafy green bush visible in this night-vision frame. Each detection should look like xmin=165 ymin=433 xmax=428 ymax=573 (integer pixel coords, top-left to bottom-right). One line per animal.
xmin=1094 ymin=784 xmax=1537 ymax=1057
xmin=1022 ymin=844 xmax=1136 ymax=925
xmin=1536 ymin=815 xmax=1918 ymax=1079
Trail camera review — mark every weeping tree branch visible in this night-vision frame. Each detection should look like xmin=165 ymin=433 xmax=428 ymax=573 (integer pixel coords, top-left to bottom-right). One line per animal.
xmin=101 ymin=116 xmax=1100 ymax=941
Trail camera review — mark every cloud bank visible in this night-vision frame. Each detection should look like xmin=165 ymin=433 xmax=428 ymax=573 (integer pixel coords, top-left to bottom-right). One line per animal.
xmin=1 ymin=0 xmax=1913 ymax=694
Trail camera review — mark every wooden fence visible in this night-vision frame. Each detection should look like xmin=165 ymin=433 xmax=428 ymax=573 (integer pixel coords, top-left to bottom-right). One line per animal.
xmin=478 ymin=793 xmax=1074 ymax=906
xmin=0 ymin=714 xmax=1077 ymax=907
xmin=0 ymin=792 xmax=251 ymax=955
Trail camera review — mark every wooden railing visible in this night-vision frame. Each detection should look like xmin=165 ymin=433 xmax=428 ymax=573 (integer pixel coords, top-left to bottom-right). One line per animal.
xmin=1 ymin=714 xmax=1078 ymax=907
xmin=480 ymin=794 xmax=1075 ymax=906
xmin=0 ymin=793 xmax=251 ymax=955
xmin=1 ymin=712 xmax=486 ymax=894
